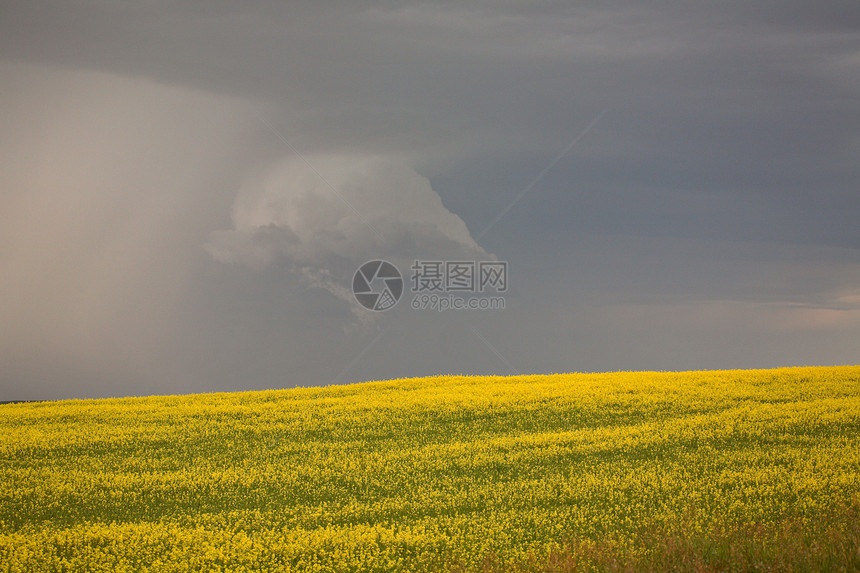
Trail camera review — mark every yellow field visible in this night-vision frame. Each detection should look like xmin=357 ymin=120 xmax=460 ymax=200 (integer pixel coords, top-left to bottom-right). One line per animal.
xmin=1 ymin=366 xmax=859 ymax=572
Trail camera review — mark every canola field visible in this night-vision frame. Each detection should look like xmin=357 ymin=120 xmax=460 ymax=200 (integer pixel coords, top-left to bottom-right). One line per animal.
xmin=1 ymin=366 xmax=859 ymax=572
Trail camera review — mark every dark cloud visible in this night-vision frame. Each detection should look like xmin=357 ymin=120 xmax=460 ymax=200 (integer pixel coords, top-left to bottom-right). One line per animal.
xmin=1 ymin=1 xmax=858 ymax=399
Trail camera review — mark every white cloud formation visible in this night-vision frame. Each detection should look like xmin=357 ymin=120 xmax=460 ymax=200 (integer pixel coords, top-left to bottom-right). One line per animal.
xmin=207 ymin=155 xmax=491 ymax=314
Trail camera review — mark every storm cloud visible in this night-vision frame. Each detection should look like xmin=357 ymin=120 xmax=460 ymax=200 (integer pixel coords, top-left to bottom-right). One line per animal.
xmin=1 ymin=1 xmax=858 ymax=399
xmin=207 ymin=154 xmax=490 ymax=316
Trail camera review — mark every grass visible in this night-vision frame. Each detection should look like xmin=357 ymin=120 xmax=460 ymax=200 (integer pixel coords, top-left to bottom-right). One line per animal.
xmin=1 ymin=366 xmax=859 ymax=572
xmin=465 ymin=502 xmax=860 ymax=572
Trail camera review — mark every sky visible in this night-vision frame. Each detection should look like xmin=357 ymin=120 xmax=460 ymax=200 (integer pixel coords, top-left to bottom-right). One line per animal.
xmin=1 ymin=1 xmax=858 ymax=400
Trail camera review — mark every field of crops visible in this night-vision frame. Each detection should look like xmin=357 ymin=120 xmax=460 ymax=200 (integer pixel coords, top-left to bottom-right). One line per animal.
xmin=1 ymin=366 xmax=859 ymax=572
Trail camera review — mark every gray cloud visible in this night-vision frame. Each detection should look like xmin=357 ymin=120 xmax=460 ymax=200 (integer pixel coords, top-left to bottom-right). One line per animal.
xmin=0 ymin=62 xmax=256 ymax=398
xmin=1 ymin=1 xmax=858 ymax=399
xmin=206 ymin=154 xmax=490 ymax=316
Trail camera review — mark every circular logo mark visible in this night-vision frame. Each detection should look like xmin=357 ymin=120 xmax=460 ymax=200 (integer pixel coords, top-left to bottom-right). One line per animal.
xmin=352 ymin=260 xmax=403 ymax=311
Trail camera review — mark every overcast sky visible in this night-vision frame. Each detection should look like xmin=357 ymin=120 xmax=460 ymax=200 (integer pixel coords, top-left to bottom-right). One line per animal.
xmin=1 ymin=1 xmax=858 ymax=400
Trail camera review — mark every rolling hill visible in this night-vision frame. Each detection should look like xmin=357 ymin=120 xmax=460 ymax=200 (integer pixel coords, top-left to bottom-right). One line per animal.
xmin=2 ymin=366 xmax=859 ymax=571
